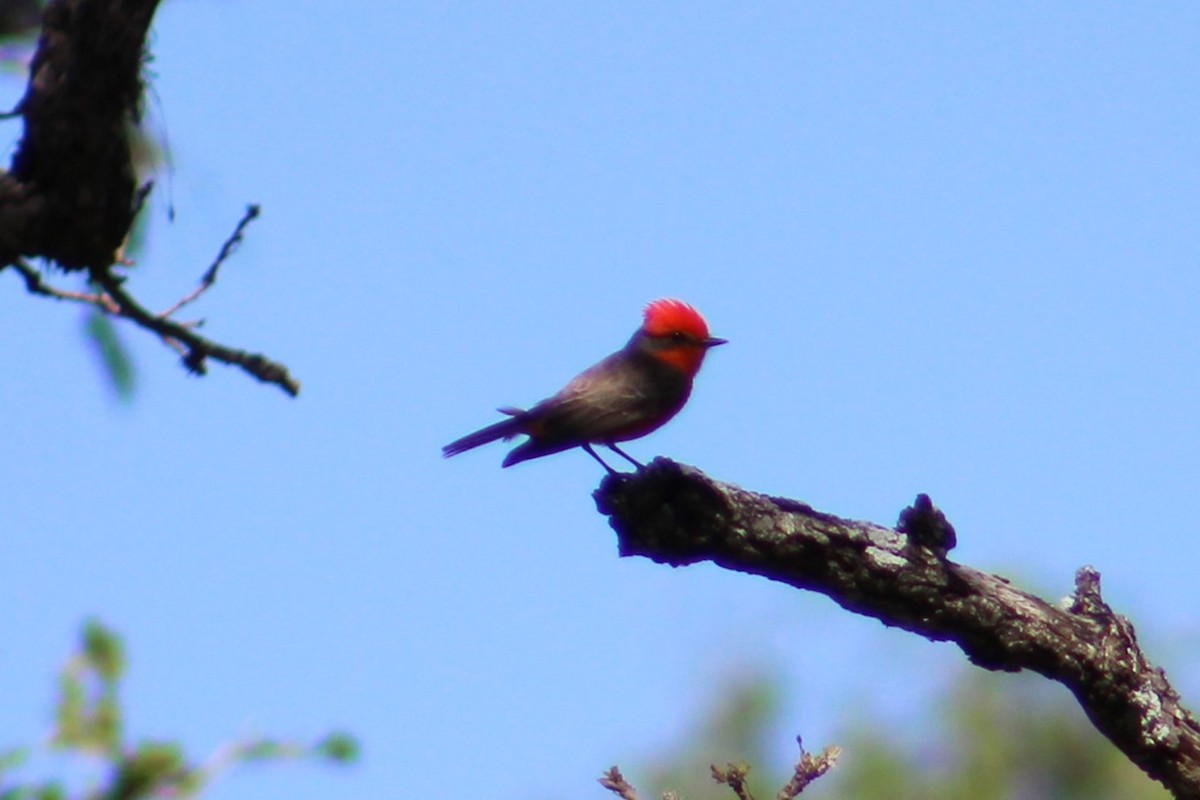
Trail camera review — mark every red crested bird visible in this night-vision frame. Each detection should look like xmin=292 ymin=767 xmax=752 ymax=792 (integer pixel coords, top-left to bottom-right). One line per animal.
xmin=443 ymin=299 xmax=726 ymax=473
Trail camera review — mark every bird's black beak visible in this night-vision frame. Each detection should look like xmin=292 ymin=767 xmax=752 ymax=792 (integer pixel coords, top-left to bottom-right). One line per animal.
xmin=704 ymin=336 xmax=728 ymax=348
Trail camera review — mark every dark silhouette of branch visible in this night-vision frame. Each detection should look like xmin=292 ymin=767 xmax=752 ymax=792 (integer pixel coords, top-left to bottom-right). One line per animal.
xmin=11 ymin=258 xmax=120 ymax=311
xmin=1 ymin=0 xmax=157 ymax=269
xmin=88 ymin=263 xmax=301 ymax=396
xmin=7 ymin=214 xmax=300 ymax=396
xmin=0 ymin=0 xmax=299 ymax=396
xmin=595 ymin=458 xmax=1200 ymax=800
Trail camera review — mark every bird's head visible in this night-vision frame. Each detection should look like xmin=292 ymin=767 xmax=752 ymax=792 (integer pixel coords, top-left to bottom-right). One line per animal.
xmin=633 ymin=299 xmax=727 ymax=375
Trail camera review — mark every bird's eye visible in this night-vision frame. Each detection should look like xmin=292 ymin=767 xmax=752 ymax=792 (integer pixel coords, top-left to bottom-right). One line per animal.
xmin=670 ymin=331 xmax=687 ymax=341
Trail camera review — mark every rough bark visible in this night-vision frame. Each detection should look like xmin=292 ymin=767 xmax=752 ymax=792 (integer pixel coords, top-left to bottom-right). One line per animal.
xmin=2 ymin=0 xmax=157 ymax=269
xmin=595 ymin=458 xmax=1200 ymax=799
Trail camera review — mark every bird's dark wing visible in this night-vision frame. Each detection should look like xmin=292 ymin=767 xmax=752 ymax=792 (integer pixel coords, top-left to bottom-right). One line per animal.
xmin=532 ymin=351 xmax=691 ymax=444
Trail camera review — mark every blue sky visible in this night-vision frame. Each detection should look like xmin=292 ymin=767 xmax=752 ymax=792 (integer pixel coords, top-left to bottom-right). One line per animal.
xmin=3 ymin=3 xmax=1199 ymax=797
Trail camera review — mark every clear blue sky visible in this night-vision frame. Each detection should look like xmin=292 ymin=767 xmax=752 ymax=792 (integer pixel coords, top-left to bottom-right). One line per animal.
xmin=3 ymin=3 xmax=1199 ymax=798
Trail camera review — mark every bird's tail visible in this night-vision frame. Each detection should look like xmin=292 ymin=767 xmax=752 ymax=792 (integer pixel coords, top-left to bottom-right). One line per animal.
xmin=442 ymin=408 xmax=527 ymax=458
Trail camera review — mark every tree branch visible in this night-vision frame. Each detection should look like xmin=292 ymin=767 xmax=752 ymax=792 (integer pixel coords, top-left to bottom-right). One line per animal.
xmin=88 ymin=265 xmax=301 ymax=396
xmin=10 ymin=257 xmax=120 ymax=311
xmin=0 ymin=0 xmax=299 ymax=396
xmin=594 ymin=458 xmax=1200 ymax=799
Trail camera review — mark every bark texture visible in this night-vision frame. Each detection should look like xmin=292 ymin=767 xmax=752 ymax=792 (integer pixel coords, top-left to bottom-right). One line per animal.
xmin=595 ymin=458 xmax=1200 ymax=799
xmin=2 ymin=0 xmax=158 ymax=269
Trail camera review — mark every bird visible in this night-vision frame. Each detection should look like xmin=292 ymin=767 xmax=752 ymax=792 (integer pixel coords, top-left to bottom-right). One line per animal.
xmin=442 ymin=299 xmax=726 ymax=473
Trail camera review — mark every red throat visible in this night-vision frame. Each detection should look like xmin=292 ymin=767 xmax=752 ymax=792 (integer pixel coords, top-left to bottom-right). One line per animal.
xmin=650 ymin=345 xmax=708 ymax=375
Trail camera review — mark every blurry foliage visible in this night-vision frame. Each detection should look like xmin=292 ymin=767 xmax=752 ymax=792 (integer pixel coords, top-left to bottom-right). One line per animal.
xmin=641 ymin=672 xmax=783 ymax=800
xmin=0 ymin=620 xmax=358 ymax=800
xmin=637 ymin=666 xmax=1169 ymax=800
xmin=84 ymin=312 xmax=136 ymax=402
xmin=834 ymin=668 xmax=1171 ymax=800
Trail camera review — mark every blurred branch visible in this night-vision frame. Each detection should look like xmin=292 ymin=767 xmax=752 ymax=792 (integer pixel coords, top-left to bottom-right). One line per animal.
xmin=601 ymin=738 xmax=837 ymax=800
xmin=598 ymin=767 xmax=641 ymax=800
xmin=0 ymin=0 xmax=299 ymax=396
xmin=595 ymin=459 xmax=1200 ymax=800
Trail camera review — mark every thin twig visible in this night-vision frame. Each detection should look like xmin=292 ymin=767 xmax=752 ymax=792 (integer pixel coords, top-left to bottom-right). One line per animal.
xmin=159 ymin=203 xmax=260 ymax=319
xmin=8 ymin=258 xmax=120 ymax=312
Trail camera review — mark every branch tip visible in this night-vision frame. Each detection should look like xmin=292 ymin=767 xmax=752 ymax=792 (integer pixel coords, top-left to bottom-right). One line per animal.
xmin=897 ymin=492 xmax=957 ymax=554
xmin=1069 ymin=565 xmax=1108 ymax=617
xmin=598 ymin=766 xmax=640 ymax=800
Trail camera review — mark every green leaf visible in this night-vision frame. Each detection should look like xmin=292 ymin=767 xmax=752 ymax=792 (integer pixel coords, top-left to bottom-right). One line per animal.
xmin=111 ymin=743 xmax=186 ymax=800
xmin=93 ymin=697 xmax=122 ymax=754
xmin=0 ymin=748 xmax=29 ymax=775
xmin=0 ymin=782 xmax=67 ymax=800
xmin=82 ymin=620 xmax=125 ymax=683
xmin=316 ymin=733 xmax=360 ymax=765
xmin=83 ymin=312 xmax=137 ymax=402
xmin=52 ymin=672 xmax=85 ymax=747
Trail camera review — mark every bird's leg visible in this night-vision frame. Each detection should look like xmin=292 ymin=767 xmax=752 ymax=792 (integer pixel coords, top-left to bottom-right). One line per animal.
xmin=582 ymin=443 xmax=620 ymax=474
xmin=606 ymin=443 xmax=643 ymax=469
xmin=582 ymin=443 xmax=620 ymax=475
